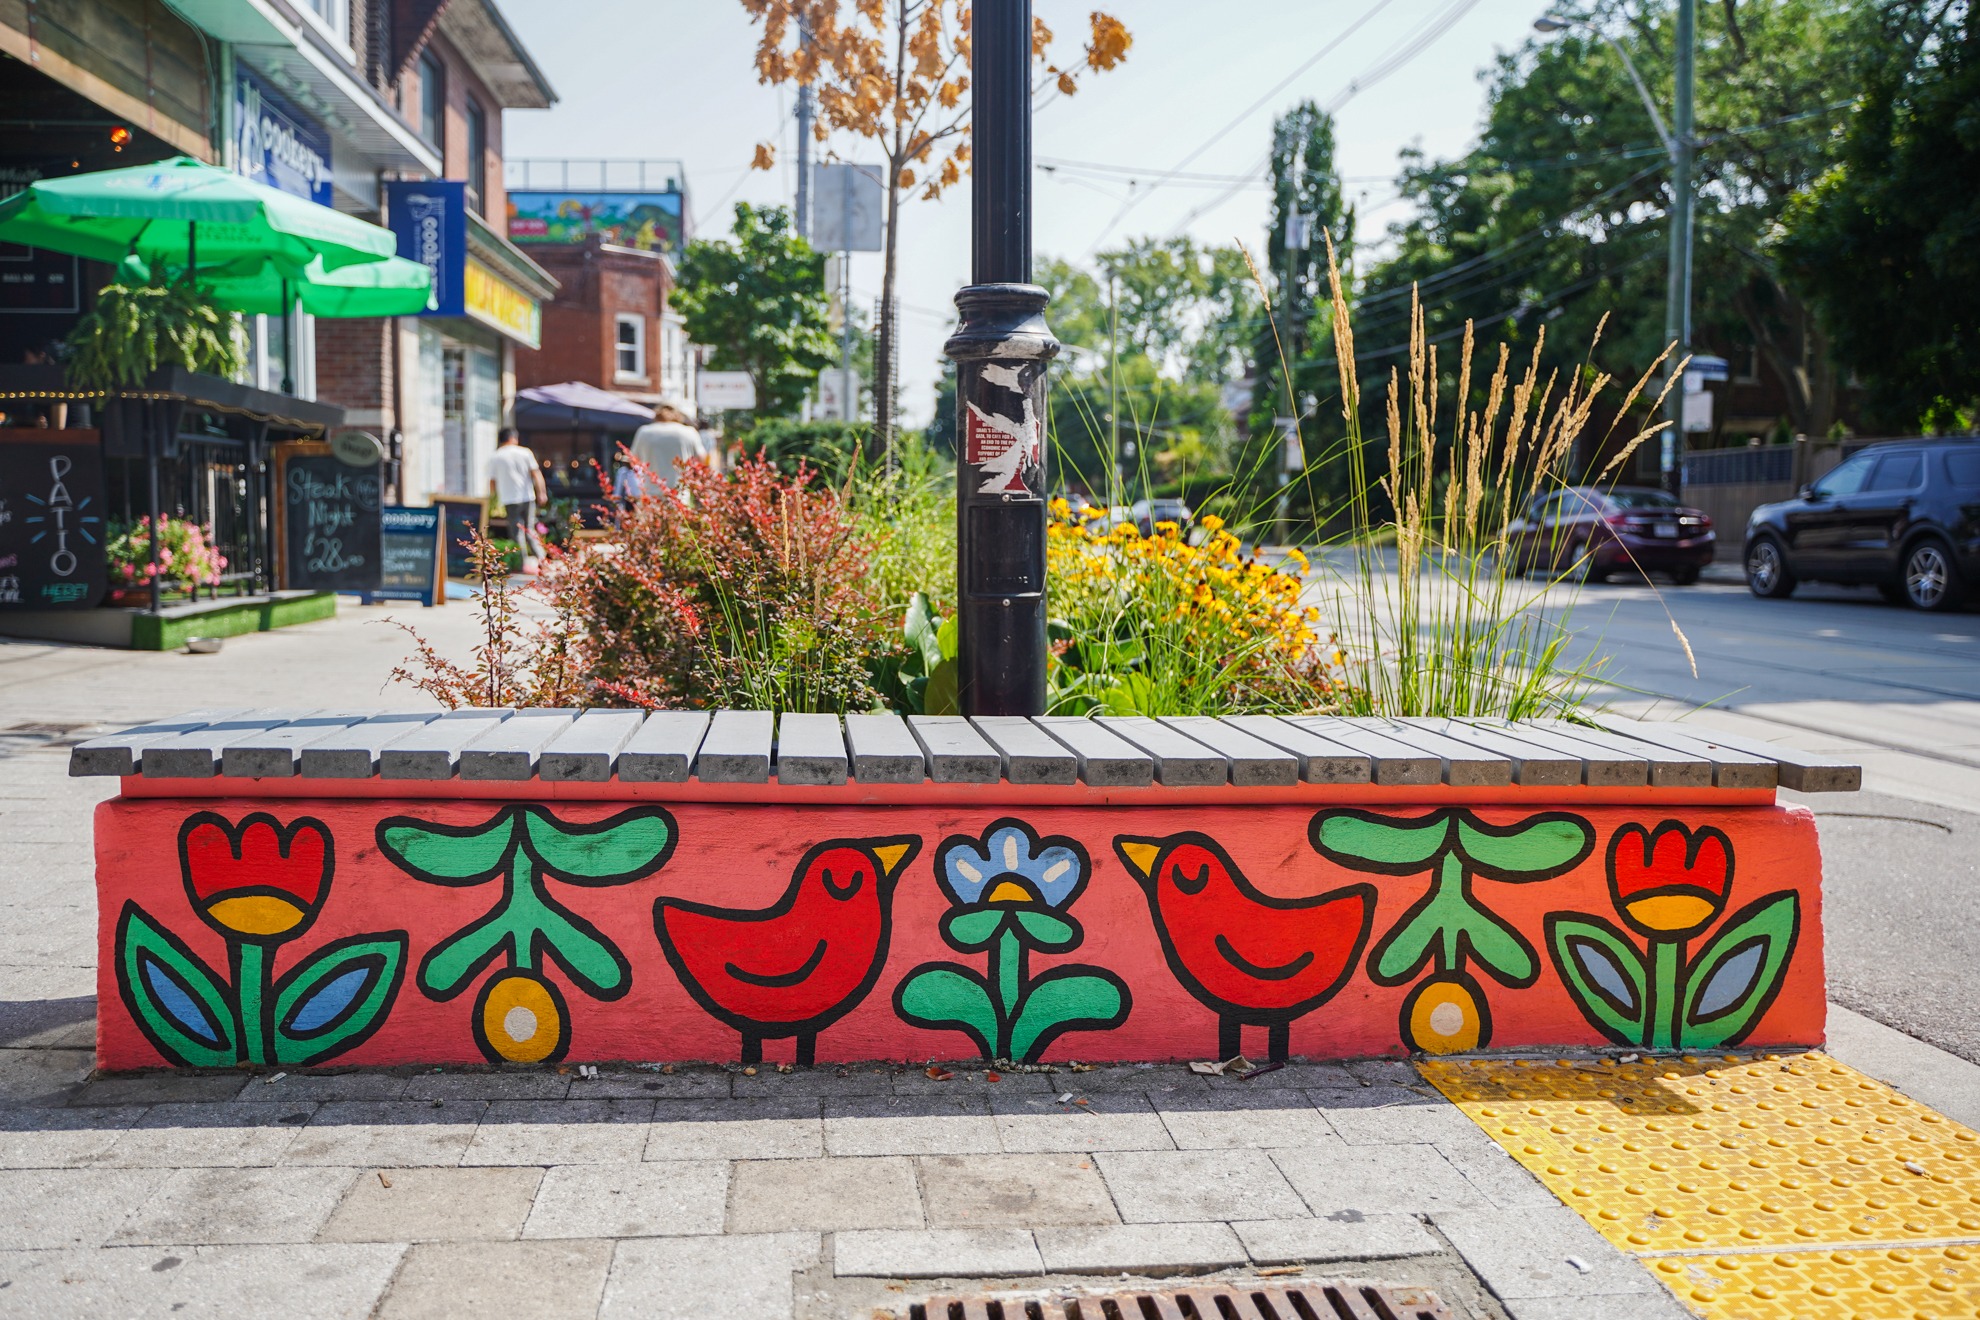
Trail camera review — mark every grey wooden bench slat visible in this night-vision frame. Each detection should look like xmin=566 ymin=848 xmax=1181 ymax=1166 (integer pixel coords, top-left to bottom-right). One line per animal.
xmin=1409 ymin=718 xmax=1580 ymax=787
xmin=1220 ymin=715 xmax=1374 ymax=785
xmin=1161 ymin=717 xmax=1299 ymax=787
xmin=1465 ymin=718 xmax=1648 ymax=787
xmin=1279 ymin=716 xmax=1443 ymax=786
xmin=222 ymin=709 xmax=378 ymax=778
xmin=68 ymin=708 xmax=251 ymax=776
xmin=378 ymin=709 xmax=517 ymax=780
xmin=970 ymin=716 xmax=1077 ymax=785
xmin=1663 ymin=725 xmax=1861 ymax=793
xmin=142 ymin=708 xmax=320 ymax=779
xmin=907 ymin=716 xmax=1001 ymax=784
xmin=1588 ymin=715 xmax=1781 ymax=791
xmin=696 ymin=710 xmax=774 ymax=783
xmin=1095 ymin=715 xmax=1229 ymax=787
xmin=776 ymin=712 xmax=849 ymax=787
xmin=843 ymin=712 xmax=928 ymax=784
xmin=459 ymin=710 xmax=579 ymax=780
xmin=1032 ymin=717 xmax=1155 ymax=787
xmin=1598 ymin=716 xmax=1856 ymax=792
xmin=1327 ymin=717 xmax=1510 ymax=787
xmin=1534 ymin=718 xmax=1712 ymax=788
xmin=539 ymin=709 xmax=649 ymax=782
xmin=298 ymin=711 xmax=446 ymax=779
xmin=617 ymin=711 xmax=711 ymax=783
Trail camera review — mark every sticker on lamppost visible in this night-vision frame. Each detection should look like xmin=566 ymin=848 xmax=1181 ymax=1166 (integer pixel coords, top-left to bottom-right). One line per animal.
xmin=966 ymin=362 xmax=1039 ymax=495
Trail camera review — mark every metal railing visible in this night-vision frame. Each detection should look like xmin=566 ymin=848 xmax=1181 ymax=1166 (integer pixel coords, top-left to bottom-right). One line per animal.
xmin=504 ymin=160 xmax=689 ymax=194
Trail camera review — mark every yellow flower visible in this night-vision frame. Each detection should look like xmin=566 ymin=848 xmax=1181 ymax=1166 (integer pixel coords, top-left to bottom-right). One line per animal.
xmin=1200 ymin=514 xmax=1225 ymax=532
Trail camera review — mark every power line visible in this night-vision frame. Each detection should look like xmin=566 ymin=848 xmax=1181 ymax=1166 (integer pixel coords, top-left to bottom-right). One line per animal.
xmin=1080 ymin=0 xmax=1396 ymax=257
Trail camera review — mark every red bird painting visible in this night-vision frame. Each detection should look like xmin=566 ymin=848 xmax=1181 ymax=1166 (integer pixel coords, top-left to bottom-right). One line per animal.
xmin=1114 ymin=831 xmax=1375 ymax=1062
xmin=655 ymin=835 xmax=921 ymax=1064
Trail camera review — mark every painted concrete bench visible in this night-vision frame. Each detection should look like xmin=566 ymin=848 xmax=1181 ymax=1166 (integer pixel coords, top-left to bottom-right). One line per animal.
xmin=72 ymin=708 xmax=1859 ymax=1072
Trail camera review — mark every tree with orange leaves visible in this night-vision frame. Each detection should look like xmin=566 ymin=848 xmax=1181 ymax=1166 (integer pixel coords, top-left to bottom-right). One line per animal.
xmin=741 ymin=1 xmax=1131 ymax=451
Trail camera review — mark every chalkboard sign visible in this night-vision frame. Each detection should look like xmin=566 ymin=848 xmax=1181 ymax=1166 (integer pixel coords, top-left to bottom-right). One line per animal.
xmin=369 ymin=506 xmax=441 ymax=606
xmin=0 ymin=431 xmax=108 ymax=611
xmin=279 ymin=445 xmax=382 ymax=594
xmin=433 ymin=496 xmax=488 ymax=580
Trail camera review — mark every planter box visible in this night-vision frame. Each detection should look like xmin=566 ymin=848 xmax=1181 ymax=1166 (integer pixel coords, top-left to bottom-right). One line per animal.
xmin=73 ymin=710 xmax=1858 ymax=1071
xmin=0 ymin=592 xmax=337 ymax=650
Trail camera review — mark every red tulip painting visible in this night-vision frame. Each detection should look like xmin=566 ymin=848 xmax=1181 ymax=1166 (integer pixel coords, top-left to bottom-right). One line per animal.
xmin=1113 ymin=830 xmax=1374 ymax=1062
xmin=1548 ymin=820 xmax=1800 ymax=1051
xmin=114 ymin=811 xmax=406 ymax=1068
xmin=658 ymin=835 xmax=921 ymax=1064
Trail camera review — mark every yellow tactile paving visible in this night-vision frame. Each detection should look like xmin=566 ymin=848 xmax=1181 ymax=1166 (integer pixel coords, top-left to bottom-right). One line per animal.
xmin=1422 ymin=1052 xmax=1980 ymax=1319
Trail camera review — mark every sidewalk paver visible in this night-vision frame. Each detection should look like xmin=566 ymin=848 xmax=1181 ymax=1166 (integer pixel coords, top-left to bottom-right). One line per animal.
xmin=523 ymin=1161 xmax=729 ymax=1238
xmin=1034 ymin=1221 xmax=1247 ymax=1273
xmin=1269 ymin=1143 xmax=1493 ymax=1216
xmin=1096 ymin=1148 xmax=1310 ymax=1223
xmin=377 ymin=1240 xmax=614 ymax=1320
xmin=821 ymin=1094 xmax=1001 ymax=1156
xmin=725 ymin=1155 xmax=923 ymax=1232
xmin=989 ymin=1090 xmax=1176 ymax=1152
xmin=832 ymin=1226 xmax=1043 ymax=1278
xmin=642 ymin=1098 xmax=822 ymax=1161
xmin=461 ymin=1098 xmax=655 ymax=1165
xmin=917 ymin=1152 xmax=1119 ymax=1227
xmin=0 ymin=1167 xmax=172 ymax=1247
xmin=1152 ymin=1086 xmax=1342 ymax=1149
xmin=597 ymin=1233 xmax=820 ymax=1320
xmin=317 ymin=1166 xmax=545 ymax=1242
xmin=281 ymin=1099 xmax=490 ymax=1167
xmin=109 ymin=1165 xmax=357 ymax=1244
xmin=1231 ymin=1214 xmax=1441 ymax=1264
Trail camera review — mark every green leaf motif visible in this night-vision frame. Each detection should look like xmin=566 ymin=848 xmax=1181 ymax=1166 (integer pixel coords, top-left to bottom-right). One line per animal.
xmin=379 ymin=817 xmax=517 ymax=883
xmin=115 ymin=903 xmax=236 ymax=1068
xmin=1316 ymin=813 xmax=1453 ymax=869
xmin=895 ymin=964 xmax=1000 ymax=1058
xmin=1546 ymin=915 xmax=1650 ymax=1046
xmin=943 ymin=909 xmax=1006 ymax=948
xmin=1008 ymin=971 xmax=1129 ymax=1063
xmin=420 ymin=912 xmax=511 ymax=999
xmin=1681 ymin=892 xmax=1800 ymax=1048
xmin=272 ymin=934 xmax=407 ymax=1065
xmin=1458 ymin=816 xmax=1594 ymax=878
xmin=522 ymin=807 xmax=674 ymax=884
xmin=1013 ymin=909 xmax=1079 ymax=950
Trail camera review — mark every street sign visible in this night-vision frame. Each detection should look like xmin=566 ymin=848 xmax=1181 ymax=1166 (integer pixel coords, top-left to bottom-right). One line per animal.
xmin=1685 ymin=354 xmax=1730 ymax=384
xmin=699 ymin=371 xmax=758 ymax=411
xmin=1682 ymin=389 xmax=1714 ymax=433
xmin=816 ymin=368 xmax=861 ymax=421
xmin=812 ymin=164 xmax=884 ymax=252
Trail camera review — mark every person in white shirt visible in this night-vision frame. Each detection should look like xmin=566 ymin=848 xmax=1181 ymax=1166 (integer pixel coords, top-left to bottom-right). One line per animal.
xmin=487 ymin=428 xmax=548 ymax=563
xmin=628 ymin=404 xmax=712 ymax=485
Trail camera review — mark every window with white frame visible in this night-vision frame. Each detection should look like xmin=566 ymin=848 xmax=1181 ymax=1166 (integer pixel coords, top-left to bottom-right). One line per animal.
xmin=615 ymin=315 xmax=646 ymax=381
xmin=296 ymin=0 xmax=352 ymax=54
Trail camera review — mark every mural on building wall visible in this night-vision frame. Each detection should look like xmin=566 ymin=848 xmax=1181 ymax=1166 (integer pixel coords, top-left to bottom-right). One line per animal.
xmin=656 ymin=834 xmax=921 ymax=1065
xmin=894 ymin=819 xmax=1131 ymax=1063
xmin=115 ymin=812 xmax=407 ymax=1068
xmin=1311 ymin=808 xmax=1598 ymax=1056
xmin=1546 ymin=820 xmax=1800 ymax=1049
xmin=92 ymin=799 xmax=1824 ymax=1070
xmin=1114 ymin=830 xmax=1374 ymax=1063
xmin=376 ymin=805 xmax=676 ymax=1064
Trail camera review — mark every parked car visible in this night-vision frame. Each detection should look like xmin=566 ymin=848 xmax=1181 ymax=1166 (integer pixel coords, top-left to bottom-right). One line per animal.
xmin=1504 ymin=486 xmax=1715 ymax=584
xmin=1131 ymin=497 xmax=1192 ymax=536
xmin=1745 ymin=438 xmax=1980 ymax=611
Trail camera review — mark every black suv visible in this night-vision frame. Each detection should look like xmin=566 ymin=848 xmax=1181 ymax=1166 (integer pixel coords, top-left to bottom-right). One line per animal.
xmin=1744 ymin=439 xmax=1980 ymax=611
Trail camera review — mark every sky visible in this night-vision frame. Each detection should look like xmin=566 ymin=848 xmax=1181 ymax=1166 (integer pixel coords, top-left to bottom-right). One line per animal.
xmin=498 ymin=0 xmax=1550 ymax=426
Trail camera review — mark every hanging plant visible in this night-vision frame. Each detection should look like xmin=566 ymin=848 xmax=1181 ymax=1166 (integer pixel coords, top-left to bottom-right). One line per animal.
xmin=64 ymin=268 xmax=243 ymax=394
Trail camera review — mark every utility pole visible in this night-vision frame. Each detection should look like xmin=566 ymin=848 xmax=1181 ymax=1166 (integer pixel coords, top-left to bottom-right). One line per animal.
xmin=794 ymin=20 xmax=815 ymax=241
xmin=1662 ymin=0 xmax=1695 ymax=497
xmin=945 ymin=0 xmax=1058 ymax=716
xmin=1108 ymin=272 xmax=1120 ymax=510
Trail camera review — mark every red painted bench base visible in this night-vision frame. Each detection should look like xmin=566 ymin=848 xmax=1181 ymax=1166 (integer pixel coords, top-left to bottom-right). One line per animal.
xmin=95 ymin=794 xmax=1823 ymax=1070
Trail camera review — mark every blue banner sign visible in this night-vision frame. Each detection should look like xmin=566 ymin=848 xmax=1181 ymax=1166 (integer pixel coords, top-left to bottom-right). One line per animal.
xmin=234 ymin=65 xmax=333 ymax=206
xmin=386 ymin=181 xmax=467 ymax=316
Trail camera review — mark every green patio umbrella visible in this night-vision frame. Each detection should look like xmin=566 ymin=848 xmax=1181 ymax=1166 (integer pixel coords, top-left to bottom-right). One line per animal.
xmin=0 ymin=155 xmax=397 ymax=275
xmin=188 ymin=254 xmax=435 ymax=318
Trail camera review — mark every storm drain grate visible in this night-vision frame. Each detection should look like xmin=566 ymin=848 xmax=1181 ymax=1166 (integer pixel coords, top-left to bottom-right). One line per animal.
xmin=910 ymin=1279 xmax=1455 ymax=1320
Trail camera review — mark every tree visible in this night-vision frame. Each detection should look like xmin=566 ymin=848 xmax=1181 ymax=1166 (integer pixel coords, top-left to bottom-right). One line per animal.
xmin=739 ymin=0 xmax=1132 ymax=452
xmin=673 ymin=203 xmax=837 ymax=419
xmin=1363 ymin=0 xmax=1862 ymax=448
xmin=1779 ymin=0 xmax=1980 ymax=430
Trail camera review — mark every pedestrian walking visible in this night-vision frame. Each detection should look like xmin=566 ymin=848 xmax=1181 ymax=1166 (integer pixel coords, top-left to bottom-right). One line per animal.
xmin=629 ymin=403 xmax=711 ymax=482
xmin=488 ymin=427 xmax=549 ymax=570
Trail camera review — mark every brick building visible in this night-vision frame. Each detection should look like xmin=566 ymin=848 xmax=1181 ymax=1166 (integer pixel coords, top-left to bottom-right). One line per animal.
xmin=512 ymin=234 xmax=696 ymax=498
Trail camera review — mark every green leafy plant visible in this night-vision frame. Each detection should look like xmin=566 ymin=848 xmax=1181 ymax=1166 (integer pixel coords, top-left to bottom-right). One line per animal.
xmin=65 ymin=275 xmax=243 ymax=393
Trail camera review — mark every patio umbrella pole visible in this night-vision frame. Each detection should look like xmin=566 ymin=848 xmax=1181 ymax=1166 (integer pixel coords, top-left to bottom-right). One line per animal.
xmin=281 ymin=280 xmax=294 ymax=396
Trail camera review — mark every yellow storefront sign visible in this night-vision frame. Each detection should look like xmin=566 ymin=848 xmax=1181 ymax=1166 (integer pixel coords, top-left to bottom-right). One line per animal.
xmin=464 ymin=259 xmax=541 ymax=349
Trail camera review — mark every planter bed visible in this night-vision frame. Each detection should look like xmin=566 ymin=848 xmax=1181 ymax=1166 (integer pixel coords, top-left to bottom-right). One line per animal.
xmin=1 ymin=591 xmax=336 ymax=650
xmin=71 ymin=709 xmax=1858 ymax=1071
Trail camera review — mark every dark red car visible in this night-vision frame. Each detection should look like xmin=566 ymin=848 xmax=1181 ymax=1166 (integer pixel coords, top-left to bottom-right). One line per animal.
xmin=1505 ymin=486 xmax=1715 ymax=584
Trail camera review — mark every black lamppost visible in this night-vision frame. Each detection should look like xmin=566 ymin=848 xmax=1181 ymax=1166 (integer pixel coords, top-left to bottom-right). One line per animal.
xmin=944 ymin=0 xmax=1059 ymax=716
